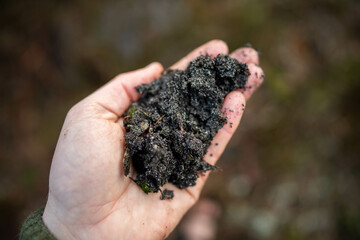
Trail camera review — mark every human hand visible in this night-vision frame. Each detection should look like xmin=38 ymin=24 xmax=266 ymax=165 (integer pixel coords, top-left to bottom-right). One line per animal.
xmin=42 ymin=40 xmax=264 ymax=239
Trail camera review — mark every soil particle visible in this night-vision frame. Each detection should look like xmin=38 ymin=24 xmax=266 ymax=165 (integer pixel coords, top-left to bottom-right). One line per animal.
xmin=160 ymin=189 xmax=174 ymax=200
xmin=123 ymin=54 xmax=249 ymax=199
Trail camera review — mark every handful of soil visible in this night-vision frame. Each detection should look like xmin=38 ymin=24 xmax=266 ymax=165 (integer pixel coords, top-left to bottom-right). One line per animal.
xmin=123 ymin=54 xmax=249 ymax=199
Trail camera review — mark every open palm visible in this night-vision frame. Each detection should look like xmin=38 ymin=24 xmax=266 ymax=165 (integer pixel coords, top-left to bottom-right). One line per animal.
xmin=43 ymin=40 xmax=264 ymax=239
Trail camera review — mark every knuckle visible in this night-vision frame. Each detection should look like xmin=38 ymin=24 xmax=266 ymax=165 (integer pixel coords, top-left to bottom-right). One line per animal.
xmin=66 ymin=104 xmax=80 ymax=118
xmin=66 ymin=101 xmax=90 ymax=119
xmin=209 ymin=39 xmax=229 ymax=52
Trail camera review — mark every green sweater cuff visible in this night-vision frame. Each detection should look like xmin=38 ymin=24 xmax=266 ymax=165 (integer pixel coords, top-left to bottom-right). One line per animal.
xmin=20 ymin=207 xmax=56 ymax=240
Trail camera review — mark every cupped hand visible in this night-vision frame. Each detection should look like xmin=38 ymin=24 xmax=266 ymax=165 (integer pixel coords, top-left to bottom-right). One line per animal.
xmin=43 ymin=40 xmax=264 ymax=239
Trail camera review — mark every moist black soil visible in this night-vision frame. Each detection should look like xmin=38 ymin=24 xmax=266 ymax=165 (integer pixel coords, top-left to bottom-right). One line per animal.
xmin=123 ymin=54 xmax=249 ymax=199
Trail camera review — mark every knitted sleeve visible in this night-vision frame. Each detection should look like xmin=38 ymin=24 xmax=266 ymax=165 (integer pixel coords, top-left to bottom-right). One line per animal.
xmin=19 ymin=207 xmax=56 ymax=240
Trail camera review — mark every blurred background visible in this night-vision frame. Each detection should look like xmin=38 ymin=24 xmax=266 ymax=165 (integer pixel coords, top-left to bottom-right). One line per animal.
xmin=1 ymin=0 xmax=359 ymax=239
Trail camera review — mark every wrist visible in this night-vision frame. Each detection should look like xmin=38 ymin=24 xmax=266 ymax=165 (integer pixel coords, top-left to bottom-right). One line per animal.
xmin=43 ymin=197 xmax=78 ymax=240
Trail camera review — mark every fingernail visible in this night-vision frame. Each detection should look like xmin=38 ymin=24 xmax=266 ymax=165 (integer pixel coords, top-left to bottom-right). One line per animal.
xmin=243 ymin=43 xmax=253 ymax=48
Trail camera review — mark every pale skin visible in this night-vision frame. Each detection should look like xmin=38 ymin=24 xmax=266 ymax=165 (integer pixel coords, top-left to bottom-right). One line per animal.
xmin=43 ymin=40 xmax=264 ymax=239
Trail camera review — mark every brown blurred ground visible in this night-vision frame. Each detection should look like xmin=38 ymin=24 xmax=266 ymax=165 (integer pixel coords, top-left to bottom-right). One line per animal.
xmin=1 ymin=0 xmax=360 ymax=239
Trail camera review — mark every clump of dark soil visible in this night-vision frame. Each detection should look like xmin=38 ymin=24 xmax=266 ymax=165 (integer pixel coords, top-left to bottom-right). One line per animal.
xmin=123 ymin=54 xmax=249 ymax=199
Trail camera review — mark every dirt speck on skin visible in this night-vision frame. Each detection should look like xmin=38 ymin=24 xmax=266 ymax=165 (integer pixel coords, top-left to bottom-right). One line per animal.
xmin=123 ymin=54 xmax=249 ymax=199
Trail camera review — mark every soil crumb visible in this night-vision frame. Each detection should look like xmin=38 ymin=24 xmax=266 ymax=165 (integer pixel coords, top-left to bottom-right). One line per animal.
xmin=123 ymin=54 xmax=249 ymax=199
